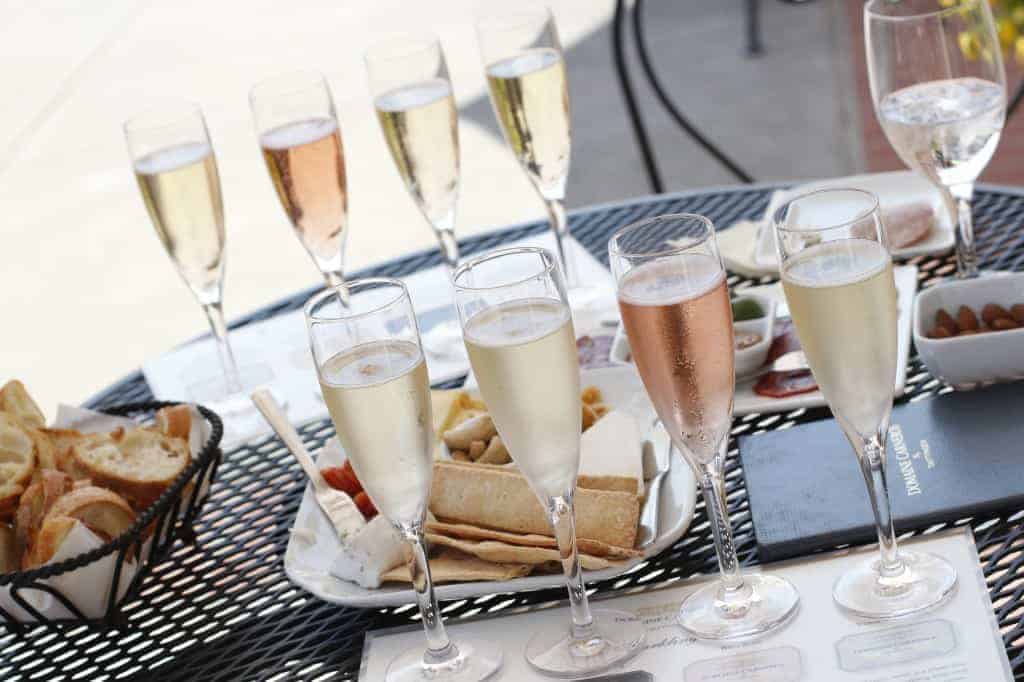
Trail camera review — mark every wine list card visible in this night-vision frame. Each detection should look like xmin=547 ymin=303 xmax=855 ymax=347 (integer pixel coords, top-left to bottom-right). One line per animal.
xmin=359 ymin=528 xmax=1011 ymax=681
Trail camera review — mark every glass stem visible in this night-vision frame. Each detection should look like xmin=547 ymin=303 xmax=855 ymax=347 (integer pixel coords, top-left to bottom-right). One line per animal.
xmin=548 ymin=493 xmax=597 ymax=643
xmin=700 ymin=469 xmax=751 ymax=613
xmin=435 ymin=227 xmax=460 ymax=278
xmin=855 ymin=431 xmax=908 ymax=584
xmin=322 ymin=270 xmax=351 ymax=307
xmin=202 ymin=302 xmax=242 ymax=395
xmin=402 ymin=526 xmax=462 ymax=668
xmin=948 ymin=182 xmax=978 ymax=279
xmin=544 ymin=198 xmax=579 ymax=289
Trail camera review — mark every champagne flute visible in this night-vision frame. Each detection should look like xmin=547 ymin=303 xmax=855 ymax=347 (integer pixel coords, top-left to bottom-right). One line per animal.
xmin=124 ymin=102 xmax=270 ymax=412
xmin=865 ymin=0 xmax=1006 ymax=279
xmin=305 ymin=279 xmax=502 ymax=681
xmin=774 ymin=188 xmax=957 ymax=619
xmin=250 ymin=70 xmax=350 ymax=291
xmin=365 ymin=34 xmax=464 ymax=358
xmin=609 ymin=215 xmax=800 ymax=640
xmin=453 ymin=247 xmax=645 ymax=676
xmin=476 ymin=8 xmax=604 ymax=311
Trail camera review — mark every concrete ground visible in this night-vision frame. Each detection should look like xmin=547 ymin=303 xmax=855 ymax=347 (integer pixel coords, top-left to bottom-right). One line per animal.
xmin=1 ymin=0 xmax=861 ymax=412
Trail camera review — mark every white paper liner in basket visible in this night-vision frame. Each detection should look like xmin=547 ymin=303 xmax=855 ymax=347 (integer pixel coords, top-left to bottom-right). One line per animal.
xmin=0 ymin=404 xmax=212 ymax=621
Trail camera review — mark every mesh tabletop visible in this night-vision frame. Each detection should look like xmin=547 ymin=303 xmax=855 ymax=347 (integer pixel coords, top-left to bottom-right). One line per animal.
xmin=7 ymin=184 xmax=1024 ymax=681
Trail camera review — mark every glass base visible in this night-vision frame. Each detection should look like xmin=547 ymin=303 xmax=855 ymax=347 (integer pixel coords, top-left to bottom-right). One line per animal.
xmin=421 ymin=318 xmax=467 ymax=361
xmin=833 ymin=550 xmax=957 ymax=620
xmin=524 ymin=608 xmax=645 ymax=678
xmin=185 ymin=364 xmax=275 ymax=410
xmin=678 ymin=574 xmax=800 ymax=641
xmin=385 ymin=638 xmax=502 ymax=681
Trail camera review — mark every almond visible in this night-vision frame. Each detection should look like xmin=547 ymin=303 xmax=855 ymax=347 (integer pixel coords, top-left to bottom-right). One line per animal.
xmin=929 ymin=326 xmax=952 ymax=339
xmin=1011 ymin=304 xmax=1024 ymax=324
xmin=957 ymin=305 xmax=979 ymax=331
xmin=935 ymin=308 xmax=959 ymax=334
xmin=957 ymin=329 xmax=980 ymax=336
xmin=981 ymin=304 xmax=1012 ymax=326
xmin=991 ymin=318 xmax=1020 ymax=331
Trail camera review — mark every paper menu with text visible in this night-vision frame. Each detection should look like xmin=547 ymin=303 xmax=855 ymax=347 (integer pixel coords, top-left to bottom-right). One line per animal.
xmin=360 ymin=529 xmax=1011 ymax=681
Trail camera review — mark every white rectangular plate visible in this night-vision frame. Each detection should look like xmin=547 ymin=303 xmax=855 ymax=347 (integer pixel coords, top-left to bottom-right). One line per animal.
xmin=284 ymin=366 xmax=697 ymax=608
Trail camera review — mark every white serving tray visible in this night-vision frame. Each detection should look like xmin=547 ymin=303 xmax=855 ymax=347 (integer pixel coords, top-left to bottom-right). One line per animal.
xmin=284 ymin=366 xmax=698 ymax=608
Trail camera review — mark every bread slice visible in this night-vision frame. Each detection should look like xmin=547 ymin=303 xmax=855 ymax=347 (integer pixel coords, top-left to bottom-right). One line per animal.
xmin=0 ymin=413 xmax=37 ymax=522
xmin=22 ymin=516 xmax=78 ymax=569
xmin=0 ymin=524 xmax=17 ymax=574
xmin=44 ymin=486 xmax=135 ymax=543
xmin=41 ymin=428 xmax=96 ymax=479
xmin=155 ymin=405 xmax=192 ymax=441
xmin=71 ymin=428 xmax=190 ymax=508
xmin=0 ymin=380 xmax=45 ymax=429
xmin=15 ymin=470 xmax=74 ymax=560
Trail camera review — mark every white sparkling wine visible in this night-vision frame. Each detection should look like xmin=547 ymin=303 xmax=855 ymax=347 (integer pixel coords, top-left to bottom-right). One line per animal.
xmin=782 ymin=240 xmax=898 ymax=440
xmin=134 ymin=142 xmax=225 ymax=304
xmin=486 ymin=48 xmax=570 ymax=199
xmin=319 ymin=339 xmax=432 ymax=527
xmin=878 ymin=77 xmax=1005 ymax=187
xmin=464 ymin=298 xmax=579 ymax=501
xmin=375 ymin=79 xmax=459 ymax=227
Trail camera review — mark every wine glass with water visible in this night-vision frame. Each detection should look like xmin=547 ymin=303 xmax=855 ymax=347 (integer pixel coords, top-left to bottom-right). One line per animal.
xmin=124 ymin=102 xmax=272 ymax=413
xmin=453 ymin=247 xmax=645 ymax=676
xmin=608 ymin=215 xmax=800 ymax=640
xmin=774 ymin=188 xmax=957 ymax=619
xmin=865 ymin=0 xmax=1006 ymax=278
xmin=305 ymin=278 xmax=502 ymax=681
xmin=365 ymin=34 xmax=465 ymax=358
xmin=476 ymin=7 xmax=606 ymax=312
xmin=250 ymin=70 xmax=350 ymax=292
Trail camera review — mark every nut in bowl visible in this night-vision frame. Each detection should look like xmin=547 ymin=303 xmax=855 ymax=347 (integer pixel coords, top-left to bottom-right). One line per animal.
xmin=913 ymin=273 xmax=1024 ymax=388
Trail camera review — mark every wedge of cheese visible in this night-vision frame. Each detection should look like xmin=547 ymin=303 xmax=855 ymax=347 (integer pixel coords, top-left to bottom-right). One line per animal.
xmin=577 ymin=410 xmax=644 ymax=496
xmin=329 ymin=515 xmax=407 ymax=589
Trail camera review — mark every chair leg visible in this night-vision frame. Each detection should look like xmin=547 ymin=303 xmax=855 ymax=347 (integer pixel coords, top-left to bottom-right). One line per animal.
xmin=746 ymin=0 xmax=763 ymax=57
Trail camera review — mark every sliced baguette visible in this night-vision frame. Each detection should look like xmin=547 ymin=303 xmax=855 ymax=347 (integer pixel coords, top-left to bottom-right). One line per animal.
xmin=22 ymin=516 xmax=78 ymax=569
xmin=41 ymin=428 xmax=96 ymax=479
xmin=44 ymin=486 xmax=135 ymax=544
xmin=0 ymin=380 xmax=45 ymax=429
xmin=0 ymin=413 xmax=37 ymax=522
xmin=15 ymin=470 xmax=74 ymax=560
xmin=71 ymin=428 xmax=190 ymax=508
xmin=0 ymin=524 xmax=16 ymax=573
xmin=155 ymin=405 xmax=192 ymax=441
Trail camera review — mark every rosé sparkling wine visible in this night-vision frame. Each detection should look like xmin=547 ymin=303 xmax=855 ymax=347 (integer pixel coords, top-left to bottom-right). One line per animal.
xmin=318 ymin=339 xmax=432 ymax=528
xmin=618 ymin=254 xmax=734 ymax=465
xmin=260 ymin=117 xmax=347 ymax=268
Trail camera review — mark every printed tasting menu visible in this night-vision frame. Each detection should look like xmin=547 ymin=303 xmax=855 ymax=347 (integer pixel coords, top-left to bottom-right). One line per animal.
xmin=360 ymin=528 xmax=1011 ymax=680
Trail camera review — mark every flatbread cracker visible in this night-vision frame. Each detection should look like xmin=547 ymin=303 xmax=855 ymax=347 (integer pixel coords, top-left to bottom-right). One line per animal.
xmin=380 ymin=549 xmax=532 ymax=584
xmin=424 ymin=533 xmax=624 ymax=571
xmin=425 ymin=521 xmax=642 ymax=560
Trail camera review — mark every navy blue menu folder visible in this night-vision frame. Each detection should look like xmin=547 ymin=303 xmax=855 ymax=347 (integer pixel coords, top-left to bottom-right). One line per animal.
xmin=739 ymin=381 xmax=1024 ymax=562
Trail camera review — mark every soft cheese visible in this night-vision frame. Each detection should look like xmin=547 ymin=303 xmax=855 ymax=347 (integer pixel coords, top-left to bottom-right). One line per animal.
xmin=578 ymin=410 xmax=644 ymax=496
xmin=329 ymin=515 xmax=406 ymax=589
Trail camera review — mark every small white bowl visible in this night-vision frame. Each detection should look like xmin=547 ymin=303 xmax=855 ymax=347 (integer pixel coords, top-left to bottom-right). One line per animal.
xmin=913 ymin=273 xmax=1024 ymax=388
xmin=609 ymin=295 xmax=776 ymax=380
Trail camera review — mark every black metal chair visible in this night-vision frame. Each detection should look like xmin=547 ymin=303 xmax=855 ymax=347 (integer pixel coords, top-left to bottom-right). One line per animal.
xmin=612 ymin=0 xmax=1024 ymax=195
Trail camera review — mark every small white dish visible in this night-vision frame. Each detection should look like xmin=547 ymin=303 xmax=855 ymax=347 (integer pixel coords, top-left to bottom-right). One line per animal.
xmin=913 ymin=273 xmax=1024 ymax=388
xmin=609 ymin=295 xmax=776 ymax=381
xmin=284 ymin=365 xmax=698 ymax=609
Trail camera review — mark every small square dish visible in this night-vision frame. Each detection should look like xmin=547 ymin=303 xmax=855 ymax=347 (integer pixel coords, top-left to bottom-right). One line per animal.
xmin=913 ymin=274 xmax=1024 ymax=388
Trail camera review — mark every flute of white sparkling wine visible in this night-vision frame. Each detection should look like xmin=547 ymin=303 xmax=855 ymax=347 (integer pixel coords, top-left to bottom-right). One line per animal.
xmin=463 ymin=298 xmax=580 ymax=501
xmin=617 ymin=255 xmax=734 ymax=467
xmin=260 ymin=117 xmax=347 ymax=268
xmin=134 ymin=141 xmax=225 ymax=305
xmin=782 ymin=239 xmax=898 ymax=440
xmin=877 ymin=77 xmax=1005 ymax=187
xmin=319 ymin=339 xmax=433 ymax=527
xmin=375 ymin=79 xmax=459 ymax=227
xmin=486 ymin=48 xmax=570 ymax=198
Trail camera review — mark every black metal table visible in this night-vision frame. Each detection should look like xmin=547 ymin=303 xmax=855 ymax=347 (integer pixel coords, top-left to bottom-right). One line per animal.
xmin=7 ymin=183 xmax=1024 ymax=681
